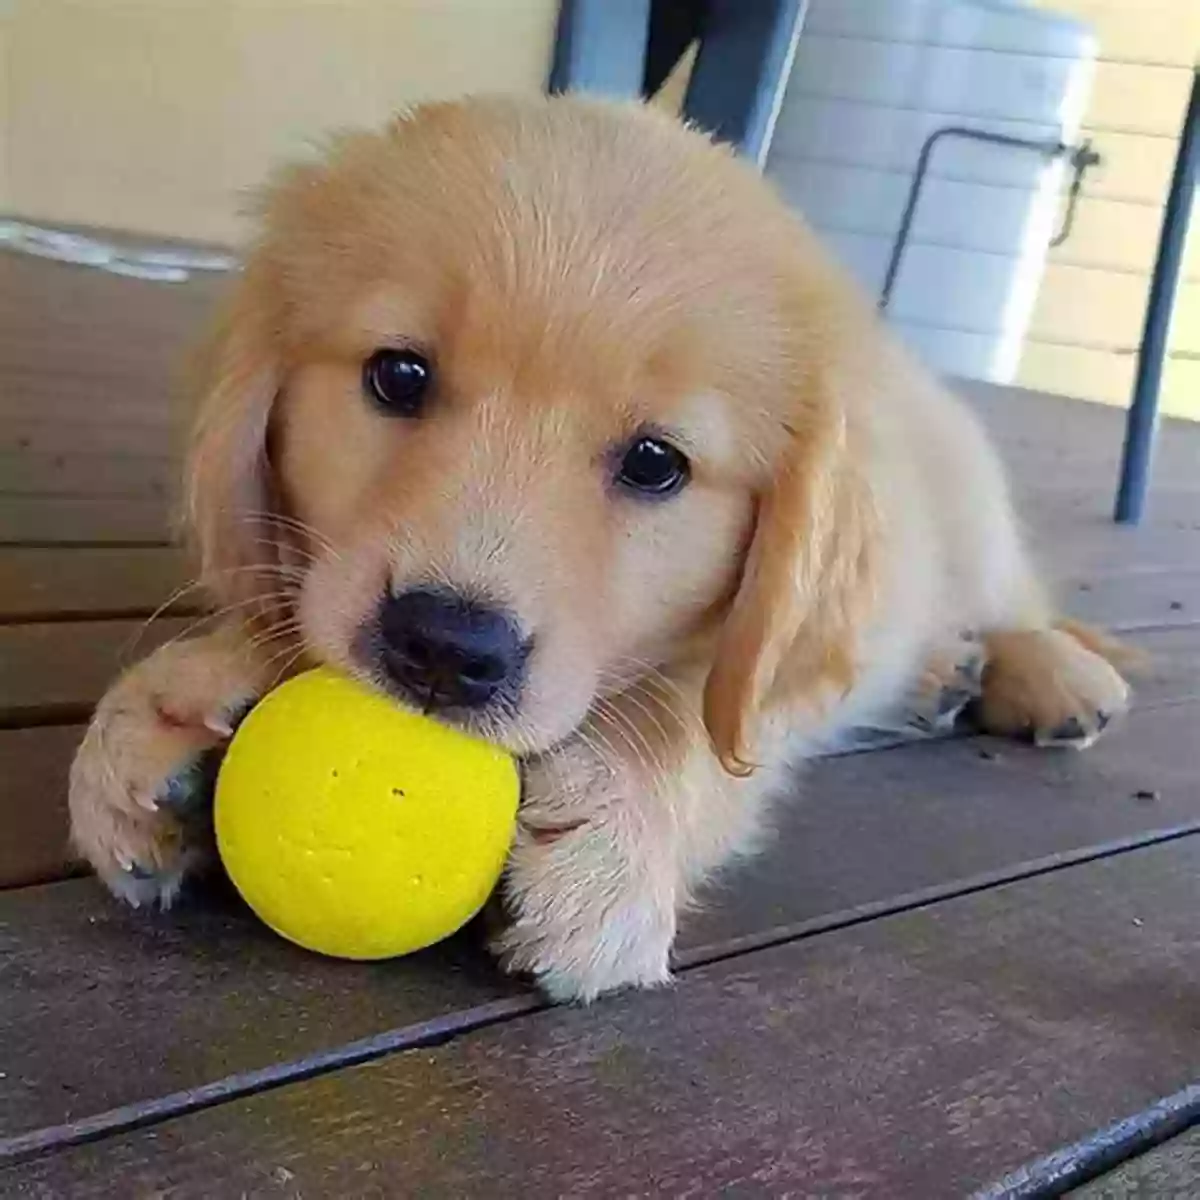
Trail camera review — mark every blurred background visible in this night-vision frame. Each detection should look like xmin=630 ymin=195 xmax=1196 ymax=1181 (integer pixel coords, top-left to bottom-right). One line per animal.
xmin=1 ymin=0 xmax=1196 ymax=418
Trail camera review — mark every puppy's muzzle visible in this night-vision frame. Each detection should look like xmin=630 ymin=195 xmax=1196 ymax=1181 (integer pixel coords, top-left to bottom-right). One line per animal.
xmin=377 ymin=587 xmax=530 ymax=713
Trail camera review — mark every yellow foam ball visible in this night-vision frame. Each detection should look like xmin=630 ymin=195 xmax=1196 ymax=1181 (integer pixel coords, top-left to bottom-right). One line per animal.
xmin=215 ymin=667 xmax=519 ymax=960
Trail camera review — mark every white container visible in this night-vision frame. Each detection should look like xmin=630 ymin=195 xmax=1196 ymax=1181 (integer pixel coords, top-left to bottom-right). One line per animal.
xmin=766 ymin=0 xmax=1096 ymax=383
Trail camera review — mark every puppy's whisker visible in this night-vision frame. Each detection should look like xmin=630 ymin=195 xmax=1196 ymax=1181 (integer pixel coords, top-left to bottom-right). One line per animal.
xmin=263 ymin=643 xmax=310 ymax=690
xmin=118 ymin=577 xmax=215 ymax=661
xmin=610 ymin=685 xmax=676 ymax=754
xmin=249 ymin=510 xmax=339 ymax=553
xmin=209 ymin=561 xmax=310 ymax=581
xmin=590 ymin=696 xmax=664 ymax=783
xmin=247 ymin=537 xmax=322 ymax=568
xmin=119 ymin=590 xmax=301 ymax=668
xmin=608 ymin=656 xmax=697 ymax=717
xmin=571 ymin=719 xmax=624 ymax=778
xmin=155 ymin=593 xmax=302 ymax=652
xmin=243 ymin=620 xmax=306 ymax=657
xmin=201 ymin=589 xmax=302 ymax=623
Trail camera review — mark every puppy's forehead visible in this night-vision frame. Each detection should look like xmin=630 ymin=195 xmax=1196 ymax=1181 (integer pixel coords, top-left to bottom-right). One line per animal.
xmin=277 ymin=101 xmax=794 ymax=359
xmin=274 ymin=99 xmax=798 ymax=459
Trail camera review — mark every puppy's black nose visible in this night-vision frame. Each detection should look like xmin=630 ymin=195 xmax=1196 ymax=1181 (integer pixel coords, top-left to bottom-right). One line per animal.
xmin=378 ymin=588 xmax=528 ymax=711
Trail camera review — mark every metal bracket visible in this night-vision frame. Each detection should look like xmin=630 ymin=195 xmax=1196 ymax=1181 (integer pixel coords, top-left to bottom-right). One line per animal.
xmin=877 ymin=125 xmax=1101 ymax=313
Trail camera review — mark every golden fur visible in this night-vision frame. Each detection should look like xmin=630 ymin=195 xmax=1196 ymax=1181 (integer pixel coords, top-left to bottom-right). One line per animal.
xmin=69 ymin=95 xmax=1130 ymax=999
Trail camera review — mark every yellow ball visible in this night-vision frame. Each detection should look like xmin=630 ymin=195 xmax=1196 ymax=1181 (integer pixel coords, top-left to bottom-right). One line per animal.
xmin=215 ymin=668 xmax=519 ymax=960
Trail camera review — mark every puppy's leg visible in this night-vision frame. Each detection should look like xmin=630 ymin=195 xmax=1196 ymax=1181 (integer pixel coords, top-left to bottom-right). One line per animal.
xmin=494 ymin=670 xmax=778 ymax=1002
xmin=69 ymin=630 xmax=273 ymax=906
xmin=975 ymin=577 xmax=1131 ymax=749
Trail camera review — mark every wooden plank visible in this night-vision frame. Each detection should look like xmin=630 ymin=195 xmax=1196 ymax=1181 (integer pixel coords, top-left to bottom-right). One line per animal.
xmin=0 ymin=726 xmax=83 ymax=889
xmin=0 ymin=694 xmax=1197 ymax=1148
xmin=1074 ymin=1128 xmax=1200 ymax=1198
xmin=682 ymin=693 xmax=1200 ymax=953
xmin=5 ymin=837 xmax=1196 ymax=1196
xmin=0 ymin=547 xmax=194 ymax=623
xmin=0 ymin=617 xmax=195 ymax=726
xmin=965 ymin=380 xmax=1200 ymax=487
xmin=0 ymin=496 xmax=174 ymax=545
xmin=0 ymin=450 xmax=178 ymax=499
xmin=1114 ymin=625 xmax=1200 ymax=704
xmin=2 ymin=414 xmax=182 ymax=458
xmin=1062 ymin=567 xmax=1200 ymax=631
xmin=0 ymin=254 xmax=219 ymax=426
xmin=0 ymin=253 xmax=214 ymax=545
xmin=0 ymin=880 xmax=533 ymax=1150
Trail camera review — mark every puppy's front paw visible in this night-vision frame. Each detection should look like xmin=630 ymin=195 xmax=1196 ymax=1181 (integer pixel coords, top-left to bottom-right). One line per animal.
xmin=69 ymin=635 xmax=263 ymax=907
xmin=978 ymin=627 xmax=1130 ymax=749
xmin=491 ymin=751 xmax=676 ymax=1003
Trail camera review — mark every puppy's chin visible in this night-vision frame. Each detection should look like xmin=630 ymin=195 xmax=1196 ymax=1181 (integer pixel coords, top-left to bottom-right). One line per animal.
xmin=405 ymin=670 xmax=600 ymax=757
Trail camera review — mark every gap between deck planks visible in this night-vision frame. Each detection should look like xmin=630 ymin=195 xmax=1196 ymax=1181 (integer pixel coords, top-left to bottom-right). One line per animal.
xmin=2 ymin=690 xmax=1198 ymax=1158
xmin=3 ymin=836 xmax=1197 ymax=1197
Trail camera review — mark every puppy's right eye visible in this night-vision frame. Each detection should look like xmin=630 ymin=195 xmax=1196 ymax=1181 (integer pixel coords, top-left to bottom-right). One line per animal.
xmin=363 ymin=348 xmax=433 ymax=417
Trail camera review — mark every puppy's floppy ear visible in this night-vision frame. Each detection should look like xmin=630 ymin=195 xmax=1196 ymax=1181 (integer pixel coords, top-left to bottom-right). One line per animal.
xmin=185 ymin=259 xmax=284 ymax=619
xmin=703 ymin=395 xmax=878 ymax=775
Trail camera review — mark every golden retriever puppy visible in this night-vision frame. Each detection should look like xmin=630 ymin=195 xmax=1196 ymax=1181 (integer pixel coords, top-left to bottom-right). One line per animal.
xmin=69 ymin=95 xmax=1130 ymax=1000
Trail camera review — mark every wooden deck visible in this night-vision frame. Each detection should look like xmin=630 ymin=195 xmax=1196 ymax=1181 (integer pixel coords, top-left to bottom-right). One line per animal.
xmin=1 ymin=251 xmax=1198 ymax=1196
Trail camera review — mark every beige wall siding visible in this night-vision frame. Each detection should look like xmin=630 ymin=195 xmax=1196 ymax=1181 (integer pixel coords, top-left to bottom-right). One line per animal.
xmin=1 ymin=0 xmax=557 ymax=245
xmin=0 ymin=19 xmax=8 ymax=212
xmin=1021 ymin=0 xmax=1200 ymax=418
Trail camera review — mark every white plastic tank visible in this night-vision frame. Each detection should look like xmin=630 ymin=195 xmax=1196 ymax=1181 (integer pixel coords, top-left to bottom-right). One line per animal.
xmin=765 ymin=0 xmax=1096 ymax=383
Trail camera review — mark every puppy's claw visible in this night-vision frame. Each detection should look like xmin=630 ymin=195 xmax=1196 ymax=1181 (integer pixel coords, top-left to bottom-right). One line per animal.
xmin=1034 ymin=713 xmax=1105 ymax=750
xmin=105 ymin=862 xmax=186 ymax=910
xmin=201 ymin=699 xmax=254 ymax=740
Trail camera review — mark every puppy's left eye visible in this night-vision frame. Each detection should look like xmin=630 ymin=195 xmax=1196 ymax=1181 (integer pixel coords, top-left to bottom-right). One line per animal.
xmin=363 ymin=348 xmax=433 ymax=417
xmin=615 ymin=436 xmax=691 ymax=498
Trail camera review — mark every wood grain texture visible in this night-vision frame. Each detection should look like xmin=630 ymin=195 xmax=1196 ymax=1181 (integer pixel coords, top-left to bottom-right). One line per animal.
xmin=0 ymin=616 xmax=195 ymax=726
xmin=681 ymin=698 xmax=1200 ymax=955
xmin=0 ymin=726 xmax=84 ymax=889
xmin=5 ymin=838 xmax=1196 ymax=1198
xmin=1 ymin=695 xmax=1197 ymax=1149
xmin=0 ymin=879 xmax=529 ymax=1147
xmin=0 ymin=547 xmax=194 ymax=622
xmin=0 ymin=254 xmax=224 ymax=544
xmin=1063 ymin=568 xmax=1200 ymax=632
xmin=0 ymin=548 xmax=201 ymax=887
xmin=0 ymin=496 xmax=175 ymax=545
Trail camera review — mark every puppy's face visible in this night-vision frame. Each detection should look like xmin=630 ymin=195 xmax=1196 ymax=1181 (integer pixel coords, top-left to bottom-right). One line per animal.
xmin=191 ymin=98 xmax=870 ymax=761
xmin=280 ymin=292 xmax=757 ymax=751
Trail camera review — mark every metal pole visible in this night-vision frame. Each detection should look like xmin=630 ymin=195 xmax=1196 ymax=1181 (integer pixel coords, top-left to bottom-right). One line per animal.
xmin=1114 ymin=66 xmax=1200 ymax=525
